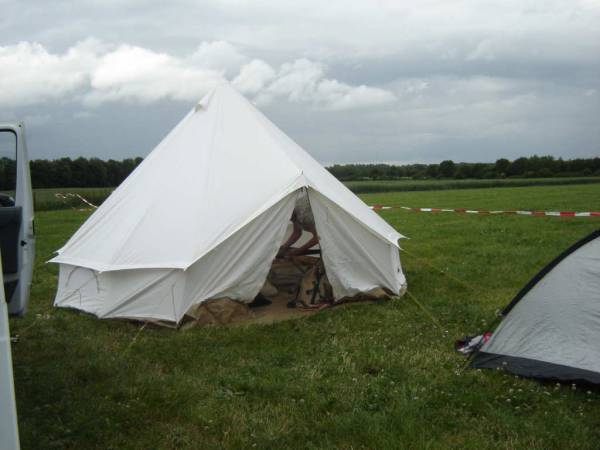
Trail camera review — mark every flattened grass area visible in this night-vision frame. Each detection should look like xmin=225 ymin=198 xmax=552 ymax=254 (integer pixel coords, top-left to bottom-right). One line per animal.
xmin=10 ymin=183 xmax=600 ymax=449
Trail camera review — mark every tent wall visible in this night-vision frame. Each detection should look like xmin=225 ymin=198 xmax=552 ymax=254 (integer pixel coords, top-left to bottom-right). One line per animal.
xmin=309 ymin=188 xmax=405 ymax=298
xmin=55 ymin=187 xmax=406 ymax=323
xmin=55 ymin=264 xmax=176 ymax=320
xmin=55 ymin=193 xmax=297 ymax=323
xmin=472 ymin=234 xmax=600 ymax=381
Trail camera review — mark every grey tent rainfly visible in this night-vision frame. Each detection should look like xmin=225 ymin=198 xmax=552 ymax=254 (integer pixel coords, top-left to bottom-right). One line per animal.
xmin=471 ymin=228 xmax=600 ymax=384
xmin=50 ymin=83 xmax=407 ymax=324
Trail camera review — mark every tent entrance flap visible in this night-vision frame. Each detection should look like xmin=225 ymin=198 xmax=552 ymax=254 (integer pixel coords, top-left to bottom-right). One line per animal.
xmin=308 ymin=188 xmax=405 ymax=299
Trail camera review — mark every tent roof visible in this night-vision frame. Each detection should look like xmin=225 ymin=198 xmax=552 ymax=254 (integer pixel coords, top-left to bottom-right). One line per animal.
xmin=500 ymin=228 xmax=600 ymax=316
xmin=51 ymin=84 xmax=403 ymax=272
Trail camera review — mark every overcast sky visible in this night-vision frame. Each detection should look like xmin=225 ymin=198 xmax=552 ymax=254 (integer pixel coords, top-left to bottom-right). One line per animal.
xmin=1 ymin=0 xmax=599 ymax=164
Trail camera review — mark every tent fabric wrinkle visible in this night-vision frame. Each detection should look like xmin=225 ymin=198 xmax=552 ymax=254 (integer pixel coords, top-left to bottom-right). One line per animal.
xmin=52 ymin=83 xmax=406 ymax=324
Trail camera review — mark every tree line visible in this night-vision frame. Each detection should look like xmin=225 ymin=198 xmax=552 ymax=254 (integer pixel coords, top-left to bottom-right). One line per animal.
xmin=0 ymin=154 xmax=599 ymax=191
xmin=328 ymin=155 xmax=600 ymax=181
xmin=0 ymin=157 xmax=144 ymax=190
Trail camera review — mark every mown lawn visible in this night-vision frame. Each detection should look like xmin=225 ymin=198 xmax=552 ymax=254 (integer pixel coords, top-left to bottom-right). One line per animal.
xmin=10 ymin=183 xmax=600 ymax=449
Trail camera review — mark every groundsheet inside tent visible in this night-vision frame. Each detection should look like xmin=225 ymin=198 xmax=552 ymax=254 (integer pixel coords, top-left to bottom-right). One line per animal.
xmin=51 ymin=84 xmax=407 ymax=325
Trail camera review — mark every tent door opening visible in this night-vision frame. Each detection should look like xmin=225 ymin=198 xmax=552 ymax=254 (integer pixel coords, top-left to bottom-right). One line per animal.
xmin=258 ymin=189 xmax=332 ymax=309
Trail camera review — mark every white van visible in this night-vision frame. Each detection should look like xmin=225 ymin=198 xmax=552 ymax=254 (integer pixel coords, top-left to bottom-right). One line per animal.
xmin=0 ymin=122 xmax=35 ymax=315
xmin=1 ymin=122 xmax=35 ymax=450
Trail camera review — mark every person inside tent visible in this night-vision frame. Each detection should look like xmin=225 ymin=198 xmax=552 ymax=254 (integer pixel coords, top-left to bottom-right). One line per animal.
xmin=251 ymin=190 xmax=321 ymax=309
xmin=277 ymin=190 xmax=319 ymax=258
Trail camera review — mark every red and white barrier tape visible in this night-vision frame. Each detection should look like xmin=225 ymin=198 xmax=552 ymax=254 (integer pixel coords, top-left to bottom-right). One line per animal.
xmin=370 ymin=204 xmax=600 ymax=217
xmin=55 ymin=193 xmax=98 ymax=210
xmin=50 ymin=192 xmax=600 ymax=218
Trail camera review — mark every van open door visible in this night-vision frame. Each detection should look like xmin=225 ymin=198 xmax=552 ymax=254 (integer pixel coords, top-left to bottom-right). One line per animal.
xmin=0 ymin=264 xmax=20 ymax=449
xmin=0 ymin=123 xmax=35 ymax=315
xmin=0 ymin=122 xmax=35 ymax=450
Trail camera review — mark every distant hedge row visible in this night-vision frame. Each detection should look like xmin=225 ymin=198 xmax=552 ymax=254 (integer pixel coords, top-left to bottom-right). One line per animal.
xmin=0 ymin=154 xmax=599 ymax=191
xmin=329 ymin=156 xmax=600 ymax=181
xmin=0 ymin=157 xmax=143 ymax=190
xmin=30 ymin=157 xmax=144 ymax=189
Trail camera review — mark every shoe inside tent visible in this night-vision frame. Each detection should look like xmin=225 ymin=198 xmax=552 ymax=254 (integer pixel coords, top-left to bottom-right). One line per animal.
xmin=50 ymin=83 xmax=407 ymax=326
xmin=471 ymin=229 xmax=600 ymax=384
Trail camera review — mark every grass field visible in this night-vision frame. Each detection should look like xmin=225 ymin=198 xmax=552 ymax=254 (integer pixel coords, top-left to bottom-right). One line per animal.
xmin=31 ymin=177 xmax=600 ymax=210
xmin=344 ymin=177 xmax=600 ymax=194
xmin=9 ymin=183 xmax=600 ymax=449
xmin=32 ymin=187 xmax=113 ymax=211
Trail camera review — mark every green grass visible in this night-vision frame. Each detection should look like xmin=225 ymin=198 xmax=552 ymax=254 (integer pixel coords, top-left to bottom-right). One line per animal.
xmin=10 ymin=183 xmax=600 ymax=449
xmin=30 ymin=177 xmax=600 ymax=211
xmin=32 ymin=187 xmax=114 ymax=211
xmin=344 ymin=177 xmax=600 ymax=194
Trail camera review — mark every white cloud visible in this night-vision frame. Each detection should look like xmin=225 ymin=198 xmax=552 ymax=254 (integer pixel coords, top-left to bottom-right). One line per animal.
xmin=188 ymin=40 xmax=248 ymax=75
xmin=0 ymin=40 xmax=396 ymax=110
xmin=232 ymin=59 xmax=276 ymax=94
xmin=85 ymin=44 xmax=224 ymax=105
xmin=0 ymin=40 xmax=98 ymax=107
xmin=314 ymin=80 xmax=396 ymax=111
xmin=235 ymin=58 xmax=396 ymax=110
xmin=268 ymin=59 xmax=325 ymax=102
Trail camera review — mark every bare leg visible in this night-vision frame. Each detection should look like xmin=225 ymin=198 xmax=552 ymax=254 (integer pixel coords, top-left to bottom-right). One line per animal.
xmin=278 ymin=221 xmax=302 ymax=258
xmin=287 ymin=233 xmax=319 ymax=257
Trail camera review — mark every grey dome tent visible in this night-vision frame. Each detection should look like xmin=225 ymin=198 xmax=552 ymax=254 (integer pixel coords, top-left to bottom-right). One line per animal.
xmin=471 ymin=228 xmax=600 ymax=384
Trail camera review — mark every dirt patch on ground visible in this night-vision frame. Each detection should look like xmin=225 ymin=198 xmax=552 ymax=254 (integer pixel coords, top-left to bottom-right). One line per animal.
xmin=180 ymin=294 xmax=315 ymax=329
xmin=177 ymin=255 xmax=402 ymax=329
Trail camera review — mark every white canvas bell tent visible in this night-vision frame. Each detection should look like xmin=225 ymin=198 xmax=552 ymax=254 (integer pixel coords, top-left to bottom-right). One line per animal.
xmin=51 ymin=83 xmax=406 ymax=324
xmin=471 ymin=229 xmax=600 ymax=384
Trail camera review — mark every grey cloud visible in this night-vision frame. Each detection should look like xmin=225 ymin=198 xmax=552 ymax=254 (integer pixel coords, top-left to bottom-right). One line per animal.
xmin=0 ymin=0 xmax=598 ymax=164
